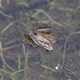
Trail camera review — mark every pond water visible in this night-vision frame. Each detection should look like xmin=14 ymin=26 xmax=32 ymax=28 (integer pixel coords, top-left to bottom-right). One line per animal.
xmin=0 ymin=0 xmax=80 ymax=80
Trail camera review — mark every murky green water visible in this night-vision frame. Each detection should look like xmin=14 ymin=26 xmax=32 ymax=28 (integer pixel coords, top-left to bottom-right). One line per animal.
xmin=0 ymin=0 xmax=80 ymax=80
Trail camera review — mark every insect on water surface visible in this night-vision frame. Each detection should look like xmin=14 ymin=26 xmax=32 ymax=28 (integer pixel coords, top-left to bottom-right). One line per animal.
xmin=23 ymin=16 xmax=57 ymax=51
xmin=24 ymin=26 xmax=57 ymax=51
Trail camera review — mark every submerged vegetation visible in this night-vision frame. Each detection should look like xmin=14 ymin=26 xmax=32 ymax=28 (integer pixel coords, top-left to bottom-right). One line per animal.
xmin=0 ymin=0 xmax=80 ymax=80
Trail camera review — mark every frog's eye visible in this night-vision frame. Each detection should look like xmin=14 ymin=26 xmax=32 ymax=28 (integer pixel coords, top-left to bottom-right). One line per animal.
xmin=33 ymin=32 xmax=37 ymax=35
